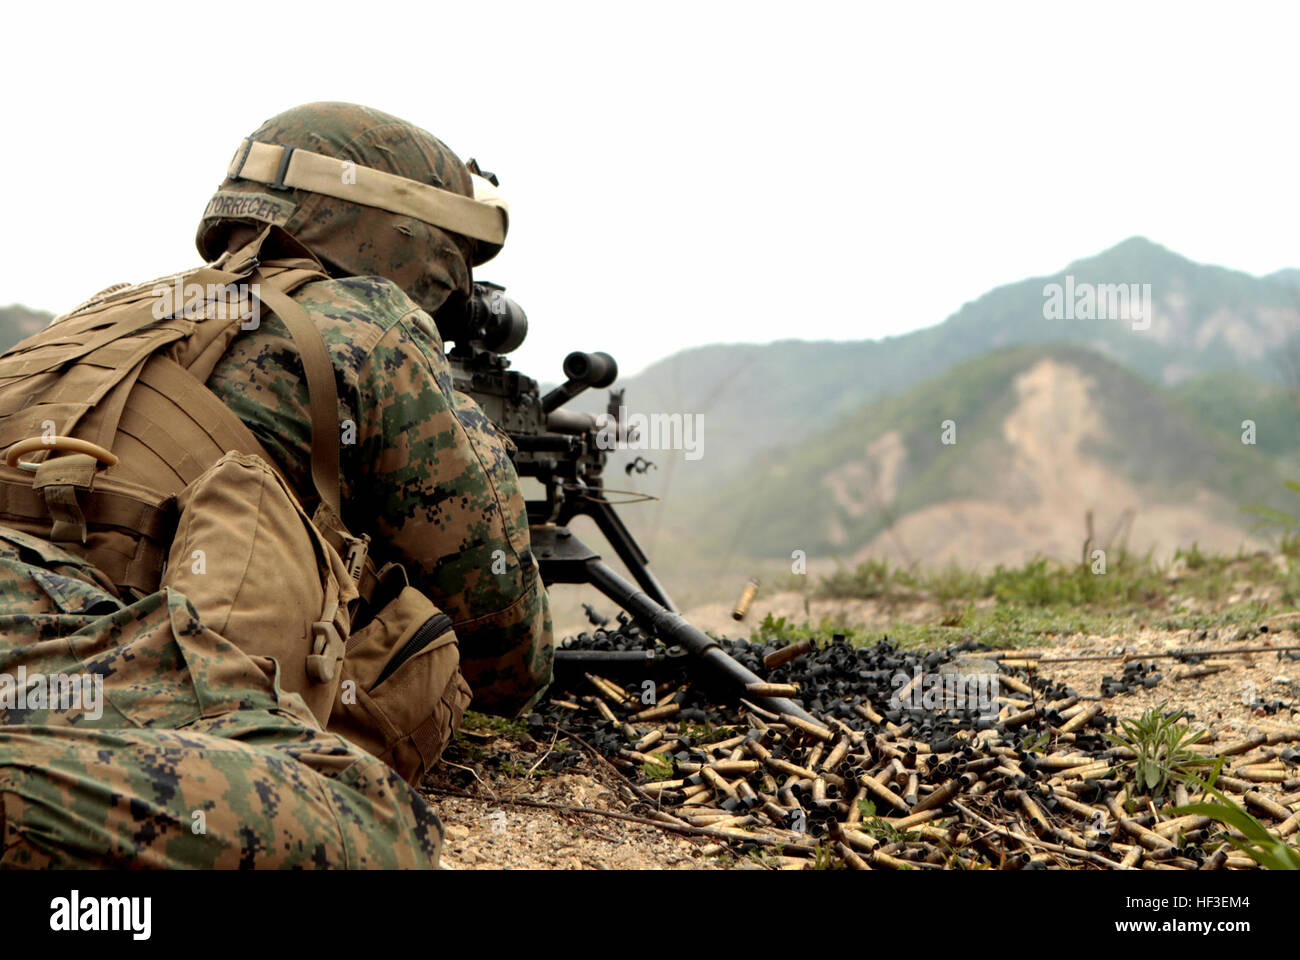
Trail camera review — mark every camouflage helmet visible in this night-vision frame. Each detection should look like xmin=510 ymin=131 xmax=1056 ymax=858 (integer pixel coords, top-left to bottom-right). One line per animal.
xmin=195 ymin=102 xmax=508 ymax=316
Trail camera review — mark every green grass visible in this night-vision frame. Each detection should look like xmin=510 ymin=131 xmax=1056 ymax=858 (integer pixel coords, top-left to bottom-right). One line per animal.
xmin=1176 ymin=777 xmax=1300 ymax=870
xmin=758 ymin=544 xmax=1300 ymax=652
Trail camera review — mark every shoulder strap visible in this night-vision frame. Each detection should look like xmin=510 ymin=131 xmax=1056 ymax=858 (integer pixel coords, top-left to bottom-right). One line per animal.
xmin=250 ymin=272 xmax=342 ymax=518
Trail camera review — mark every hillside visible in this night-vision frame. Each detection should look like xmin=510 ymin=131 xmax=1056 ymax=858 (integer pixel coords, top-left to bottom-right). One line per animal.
xmin=575 ymin=237 xmax=1300 ymax=512
xmin=0 ymin=304 xmax=51 ymax=347
xmin=609 ymin=343 xmax=1295 ymax=612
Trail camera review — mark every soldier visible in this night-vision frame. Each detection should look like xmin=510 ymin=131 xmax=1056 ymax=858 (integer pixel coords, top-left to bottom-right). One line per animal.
xmin=0 ymin=102 xmax=553 ymax=867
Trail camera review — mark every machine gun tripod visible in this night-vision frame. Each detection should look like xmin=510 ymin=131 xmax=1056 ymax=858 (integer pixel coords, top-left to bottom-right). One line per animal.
xmin=444 ymin=283 xmax=815 ymax=724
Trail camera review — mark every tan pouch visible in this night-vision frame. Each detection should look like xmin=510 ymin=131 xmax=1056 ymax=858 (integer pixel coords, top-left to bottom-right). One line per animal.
xmin=329 ymin=573 xmax=473 ymax=785
xmin=163 ymin=452 xmax=356 ymax=726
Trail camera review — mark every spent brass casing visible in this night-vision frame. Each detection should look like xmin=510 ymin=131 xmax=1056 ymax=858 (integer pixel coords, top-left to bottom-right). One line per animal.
xmin=997 ymin=673 xmax=1034 ymax=695
xmin=585 ymin=673 xmax=629 ymax=705
xmin=763 ymin=638 xmax=815 ymax=670
xmin=838 ymin=842 xmax=871 ymax=870
xmin=732 ymin=578 xmax=760 ymax=621
xmin=704 ymin=734 xmax=750 ymax=755
xmin=1236 ymin=766 xmax=1288 ymax=783
xmin=1153 ymin=814 xmax=1211 ymax=839
xmin=1216 ymin=733 xmax=1268 ymax=756
xmin=631 ymin=703 xmax=681 ymax=722
xmin=859 ymin=772 xmax=910 ymax=813
xmin=1244 ymin=790 xmax=1291 ymax=822
xmin=765 ymin=757 xmax=819 ymax=780
xmin=912 ymin=778 xmax=960 ymax=813
xmin=635 ymin=729 xmax=664 ymax=752
xmin=701 ymin=766 xmax=739 ymax=800
xmin=881 ymin=807 xmax=947 ymax=830
xmin=1058 ymin=702 xmax=1102 ymax=734
xmin=619 ymin=748 xmax=665 ymax=766
xmin=710 ymin=760 xmax=760 ymax=777
xmin=781 ymin=713 xmax=835 ymax=743
xmin=845 ymin=785 xmax=868 ymax=825
xmin=903 ymin=773 xmax=919 ymax=808
xmin=804 ymin=744 xmax=825 ymax=772
xmin=1277 ymin=812 xmax=1300 ymax=839
xmin=642 ymin=779 xmax=687 ymax=793
xmin=811 ymin=777 xmax=828 ymax=804
xmin=821 ymin=737 xmax=851 ymax=772
xmin=854 ymin=702 xmax=885 ymax=726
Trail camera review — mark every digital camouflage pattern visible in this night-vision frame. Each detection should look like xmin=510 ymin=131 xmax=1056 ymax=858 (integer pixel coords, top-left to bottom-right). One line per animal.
xmin=199 ymin=101 xmax=552 ymax=716
xmin=0 ymin=526 xmax=441 ymax=868
xmin=205 ymin=275 xmax=554 ymax=717
xmin=0 ymin=101 xmax=548 ymax=867
xmin=196 ymin=101 xmax=486 ymax=318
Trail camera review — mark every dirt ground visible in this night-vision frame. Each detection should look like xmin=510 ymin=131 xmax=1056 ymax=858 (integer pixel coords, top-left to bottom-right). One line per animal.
xmin=419 ymin=597 xmax=1300 ymax=870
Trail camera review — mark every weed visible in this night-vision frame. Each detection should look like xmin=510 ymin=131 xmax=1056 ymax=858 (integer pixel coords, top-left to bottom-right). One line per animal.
xmin=1105 ymin=704 xmax=1219 ymax=800
xmin=1176 ymin=776 xmax=1300 ymax=870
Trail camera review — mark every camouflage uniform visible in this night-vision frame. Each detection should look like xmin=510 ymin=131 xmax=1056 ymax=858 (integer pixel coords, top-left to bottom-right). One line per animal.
xmin=0 ymin=103 xmax=550 ymax=867
xmin=0 ymin=526 xmax=441 ymax=868
xmin=199 ymin=102 xmax=553 ymax=718
xmin=205 ymin=276 xmax=552 ymax=717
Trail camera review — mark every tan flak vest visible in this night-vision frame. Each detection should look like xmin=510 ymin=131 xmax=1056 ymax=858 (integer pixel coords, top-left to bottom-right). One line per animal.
xmin=0 ymin=226 xmax=471 ymax=782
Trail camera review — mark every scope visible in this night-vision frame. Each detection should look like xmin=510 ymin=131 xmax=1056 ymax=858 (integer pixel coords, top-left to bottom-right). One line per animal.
xmin=438 ymin=281 xmax=527 ymax=354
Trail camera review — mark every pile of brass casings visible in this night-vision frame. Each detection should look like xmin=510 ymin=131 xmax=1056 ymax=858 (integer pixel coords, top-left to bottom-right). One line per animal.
xmin=541 ymin=631 xmax=1300 ymax=869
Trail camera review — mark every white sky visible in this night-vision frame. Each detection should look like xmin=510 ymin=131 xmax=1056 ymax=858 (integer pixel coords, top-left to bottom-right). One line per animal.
xmin=1 ymin=1 xmax=1296 ymax=377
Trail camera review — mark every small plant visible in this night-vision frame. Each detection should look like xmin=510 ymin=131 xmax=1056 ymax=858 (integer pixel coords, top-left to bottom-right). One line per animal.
xmin=460 ymin=710 xmax=529 ymax=740
xmin=640 ymin=757 xmax=673 ymax=780
xmin=811 ymin=840 xmax=848 ymax=870
xmin=1019 ymin=731 xmax=1050 ymax=755
xmin=855 ymin=799 xmax=918 ymax=844
xmin=1242 ymin=479 xmax=1300 ymax=536
xmin=1175 ymin=777 xmax=1300 ymax=870
xmin=1105 ymin=704 xmax=1219 ymax=800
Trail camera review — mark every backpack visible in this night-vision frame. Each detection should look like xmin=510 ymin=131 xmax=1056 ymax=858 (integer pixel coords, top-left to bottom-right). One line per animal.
xmin=0 ymin=225 xmax=470 ymax=783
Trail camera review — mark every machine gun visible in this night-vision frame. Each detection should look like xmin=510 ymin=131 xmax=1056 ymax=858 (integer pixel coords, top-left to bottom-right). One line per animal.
xmin=441 ymin=282 xmax=815 ymax=723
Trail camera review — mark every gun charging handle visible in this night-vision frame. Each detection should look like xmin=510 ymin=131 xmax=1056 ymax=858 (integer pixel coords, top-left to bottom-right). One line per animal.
xmin=542 ymin=351 xmax=618 ymax=413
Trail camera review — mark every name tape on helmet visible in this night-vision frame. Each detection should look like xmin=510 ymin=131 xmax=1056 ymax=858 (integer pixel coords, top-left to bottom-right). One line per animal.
xmin=223 ymin=139 xmax=508 ymax=246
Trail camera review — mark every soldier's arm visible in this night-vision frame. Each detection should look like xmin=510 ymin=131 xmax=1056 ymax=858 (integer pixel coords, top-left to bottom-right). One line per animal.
xmin=349 ymin=311 xmax=553 ymax=717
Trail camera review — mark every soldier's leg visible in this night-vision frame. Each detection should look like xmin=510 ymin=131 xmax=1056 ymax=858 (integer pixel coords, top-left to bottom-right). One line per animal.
xmin=0 ymin=724 xmax=440 ymax=869
xmin=0 ymin=522 xmax=443 ymax=869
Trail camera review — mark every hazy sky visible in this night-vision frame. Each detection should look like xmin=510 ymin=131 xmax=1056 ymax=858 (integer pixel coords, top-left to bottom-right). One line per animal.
xmin=2 ymin=2 xmax=1296 ymax=377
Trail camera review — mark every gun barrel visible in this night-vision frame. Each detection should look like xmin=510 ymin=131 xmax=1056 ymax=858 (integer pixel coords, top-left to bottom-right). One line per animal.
xmin=544 ymin=409 xmax=609 ymax=434
xmin=582 ymin=558 xmax=818 ymax=724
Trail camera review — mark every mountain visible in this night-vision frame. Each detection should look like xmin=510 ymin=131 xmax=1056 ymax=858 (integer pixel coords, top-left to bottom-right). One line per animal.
xmin=572 ymin=237 xmax=1300 ymax=512
xmin=655 ymin=344 xmax=1289 ymax=584
xmin=0 ymin=305 xmax=52 ymax=347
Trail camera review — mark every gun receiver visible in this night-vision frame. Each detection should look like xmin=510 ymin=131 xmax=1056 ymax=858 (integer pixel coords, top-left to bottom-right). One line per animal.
xmin=444 ymin=283 xmax=815 ymax=724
